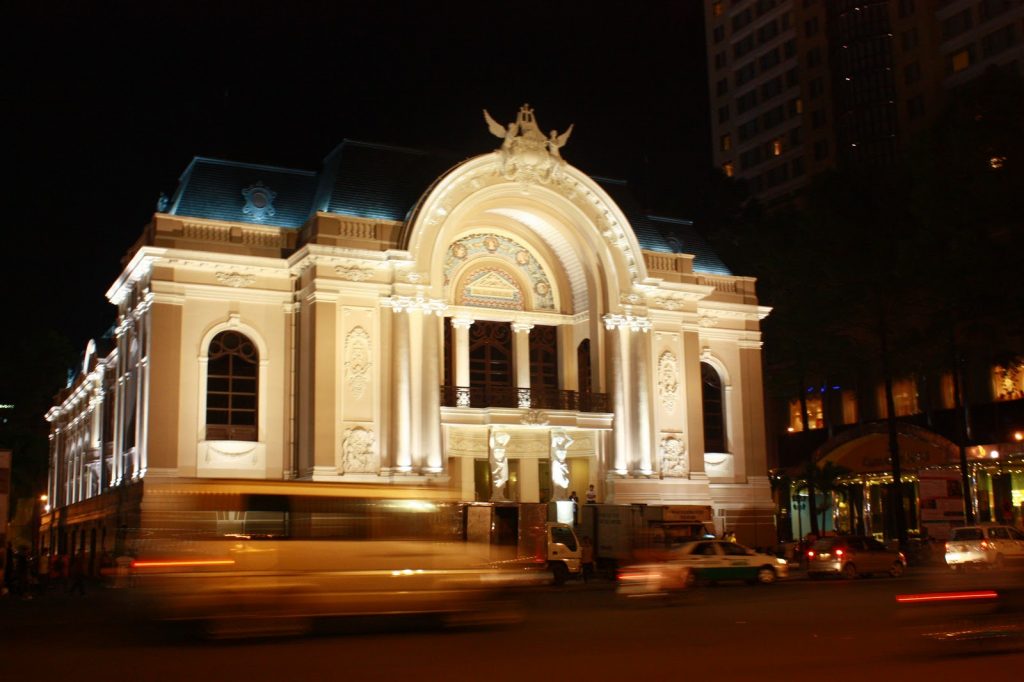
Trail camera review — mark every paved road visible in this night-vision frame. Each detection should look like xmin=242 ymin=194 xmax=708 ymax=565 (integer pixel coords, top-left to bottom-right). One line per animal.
xmin=3 ymin=567 xmax=1023 ymax=681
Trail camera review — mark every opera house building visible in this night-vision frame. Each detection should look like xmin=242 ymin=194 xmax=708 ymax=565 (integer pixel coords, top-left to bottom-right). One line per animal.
xmin=43 ymin=106 xmax=774 ymax=558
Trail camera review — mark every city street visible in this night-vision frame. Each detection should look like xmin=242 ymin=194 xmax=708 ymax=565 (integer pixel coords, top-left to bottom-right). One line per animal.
xmin=3 ymin=567 xmax=1023 ymax=681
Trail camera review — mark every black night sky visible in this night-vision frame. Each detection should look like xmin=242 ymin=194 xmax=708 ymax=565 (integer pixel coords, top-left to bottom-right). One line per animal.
xmin=7 ymin=1 xmax=710 ymax=360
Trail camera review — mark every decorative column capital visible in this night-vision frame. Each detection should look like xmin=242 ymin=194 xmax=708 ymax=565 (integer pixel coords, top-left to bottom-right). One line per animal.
xmin=381 ymin=288 xmax=448 ymax=316
xmin=512 ymin=322 xmax=535 ymax=334
xmin=602 ymin=310 xmax=652 ymax=333
xmin=451 ymin=317 xmax=475 ymax=330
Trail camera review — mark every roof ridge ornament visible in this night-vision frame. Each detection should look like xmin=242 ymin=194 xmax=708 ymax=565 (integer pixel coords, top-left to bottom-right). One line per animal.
xmin=483 ymin=104 xmax=574 ymax=186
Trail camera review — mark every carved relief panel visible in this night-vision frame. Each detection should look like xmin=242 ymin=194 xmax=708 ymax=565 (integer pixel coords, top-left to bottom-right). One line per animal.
xmin=340 ymin=426 xmax=376 ymax=474
xmin=659 ymin=433 xmax=688 ymax=478
xmin=657 ymin=350 xmax=679 ymax=413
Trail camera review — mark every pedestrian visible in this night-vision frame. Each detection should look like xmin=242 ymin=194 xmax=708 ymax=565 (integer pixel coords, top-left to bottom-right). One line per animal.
xmin=585 ymin=484 xmax=597 ymax=504
xmin=569 ymin=490 xmax=579 ymax=524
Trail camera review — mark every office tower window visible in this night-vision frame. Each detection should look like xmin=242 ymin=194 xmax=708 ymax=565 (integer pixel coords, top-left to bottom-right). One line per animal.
xmin=813 ymin=139 xmax=829 ymax=160
xmin=902 ymin=28 xmax=918 ymax=51
xmin=907 ymin=95 xmax=925 ymax=119
xmin=904 ymin=61 xmax=921 ymax=84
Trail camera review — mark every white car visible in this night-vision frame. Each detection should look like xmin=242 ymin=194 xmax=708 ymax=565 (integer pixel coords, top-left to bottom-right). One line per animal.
xmin=616 ymin=540 xmax=787 ymax=598
xmin=669 ymin=540 xmax=789 ymax=585
xmin=945 ymin=524 xmax=1024 ymax=570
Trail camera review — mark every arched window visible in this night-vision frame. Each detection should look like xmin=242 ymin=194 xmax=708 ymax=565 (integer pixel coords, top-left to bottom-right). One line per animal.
xmin=701 ymin=362 xmax=726 ymax=452
xmin=206 ymin=331 xmax=258 ymax=441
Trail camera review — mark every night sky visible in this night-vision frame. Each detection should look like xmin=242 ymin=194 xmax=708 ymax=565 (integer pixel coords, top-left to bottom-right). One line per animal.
xmin=7 ymin=1 xmax=710 ymax=362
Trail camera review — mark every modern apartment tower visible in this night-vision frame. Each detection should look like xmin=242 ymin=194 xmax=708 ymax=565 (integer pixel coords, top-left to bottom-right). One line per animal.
xmin=705 ymin=0 xmax=1023 ymax=205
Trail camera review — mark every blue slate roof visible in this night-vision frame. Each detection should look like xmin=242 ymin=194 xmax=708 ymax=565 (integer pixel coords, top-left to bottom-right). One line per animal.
xmin=168 ymin=158 xmax=318 ymax=228
xmin=166 ymin=141 xmax=730 ymax=274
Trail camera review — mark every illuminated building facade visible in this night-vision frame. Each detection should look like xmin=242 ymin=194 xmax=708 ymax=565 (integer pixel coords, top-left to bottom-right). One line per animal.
xmin=43 ymin=107 xmax=776 ymax=560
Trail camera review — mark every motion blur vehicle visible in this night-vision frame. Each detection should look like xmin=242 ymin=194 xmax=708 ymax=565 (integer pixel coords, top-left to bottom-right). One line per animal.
xmin=672 ymin=540 xmax=788 ymax=585
xmin=616 ymin=561 xmax=693 ymax=601
xmin=897 ymin=587 xmax=1024 ymax=655
xmin=944 ymin=524 xmax=1024 ymax=570
xmin=806 ymin=536 xmax=906 ymax=579
xmin=124 ymin=479 xmax=539 ymax=638
xmin=131 ymin=538 xmax=533 ymax=638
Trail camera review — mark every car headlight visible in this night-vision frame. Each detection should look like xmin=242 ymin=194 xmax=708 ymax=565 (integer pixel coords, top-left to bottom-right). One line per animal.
xmin=776 ymin=557 xmax=787 ymax=565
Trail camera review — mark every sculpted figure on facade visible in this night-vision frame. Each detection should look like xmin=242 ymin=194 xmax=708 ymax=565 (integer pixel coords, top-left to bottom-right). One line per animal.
xmin=660 ymin=434 xmax=687 ymax=477
xmin=489 ymin=429 xmax=511 ymax=501
xmin=550 ymin=429 xmax=573 ymax=499
xmin=341 ymin=426 xmax=375 ymax=474
xmin=483 ymin=104 xmax=573 ymax=185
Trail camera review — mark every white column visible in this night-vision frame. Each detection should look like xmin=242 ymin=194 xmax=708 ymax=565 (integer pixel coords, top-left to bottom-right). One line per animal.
xmin=512 ymin=322 xmax=533 ymax=408
xmin=421 ymin=311 xmax=443 ymax=473
xmin=452 ymin=318 xmax=473 ymax=407
xmin=384 ymin=289 xmax=447 ymax=474
xmin=138 ymin=301 xmax=152 ymax=478
xmin=391 ymin=309 xmax=412 ymax=472
xmin=632 ymin=329 xmax=653 ymax=475
xmin=112 ymin=326 xmax=125 ymax=486
xmin=606 ymin=322 xmax=628 ymax=475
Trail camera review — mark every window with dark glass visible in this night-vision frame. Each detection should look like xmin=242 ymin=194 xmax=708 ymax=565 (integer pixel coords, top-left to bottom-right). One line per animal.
xmin=469 ymin=321 xmax=513 ymax=405
xmin=206 ymin=331 xmax=258 ymax=441
xmin=701 ymin=362 xmax=726 ymax=453
xmin=529 ymin=325 xmax=559 ymax=404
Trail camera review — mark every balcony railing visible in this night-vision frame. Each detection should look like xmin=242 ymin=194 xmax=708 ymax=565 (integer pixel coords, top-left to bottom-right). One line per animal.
xmin=440 ymin=385 xmax=609 ymax=412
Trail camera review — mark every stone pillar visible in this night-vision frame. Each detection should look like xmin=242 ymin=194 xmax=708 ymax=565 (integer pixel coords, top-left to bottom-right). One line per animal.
xmin=391 ymin=308 xmax=412 ymax=472
xmin=606 ymin=322 xmax=628 ymax=475
xmin=452 ymin=318 xmax=473 ymax=407
xmin=512 ymin=322 xmax=534 ymax=408
xmin=385 ymin=289 xmax=447 ymax=474
xmin=420 ymin=311 xmax=443 ymax=473
xmin=682 ymin=329 xmax=707 ymax=477
xmin=632 ymin=329 xmax=654 ymax=475
xmin=460 ymin=456 xmax=476 ymax=502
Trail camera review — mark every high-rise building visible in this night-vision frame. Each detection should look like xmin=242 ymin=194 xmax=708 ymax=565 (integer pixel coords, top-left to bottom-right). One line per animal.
xmin=704 ymin=0 xmax=1023 ymax=204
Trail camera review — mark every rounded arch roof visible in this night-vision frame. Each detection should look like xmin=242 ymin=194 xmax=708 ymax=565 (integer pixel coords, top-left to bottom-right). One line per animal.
xmin=402 ymin=152 xmax=648 ymax=309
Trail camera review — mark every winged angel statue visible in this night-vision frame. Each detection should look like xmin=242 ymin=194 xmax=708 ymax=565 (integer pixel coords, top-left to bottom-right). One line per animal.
xmin=483 ymin=105 xmax=573 ymax=184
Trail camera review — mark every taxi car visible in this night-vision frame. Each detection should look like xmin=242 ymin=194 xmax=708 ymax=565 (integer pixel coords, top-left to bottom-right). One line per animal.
xmin=945 ymin=524 xmax=1024 ymax=570
xmin=671 ymin=540 xmax=789 ymax=585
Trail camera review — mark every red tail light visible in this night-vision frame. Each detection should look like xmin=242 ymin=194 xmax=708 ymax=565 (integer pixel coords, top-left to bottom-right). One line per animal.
xmin=945 ymin=542 xmax=951 ymax=553
xmin=835 ymin=548 xmax=844 ymax=557
xmin=981 ymin=540 xmax=990 ymax=550
xmin=807 ymin=550 xmax=815 ymax=558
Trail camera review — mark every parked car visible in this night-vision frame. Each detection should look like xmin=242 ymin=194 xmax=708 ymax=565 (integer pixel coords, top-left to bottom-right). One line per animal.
xmin=944 ymin=524 xmax=1024 ymax=570
xmin=806 ymin=536 xmax=906 ymax=579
